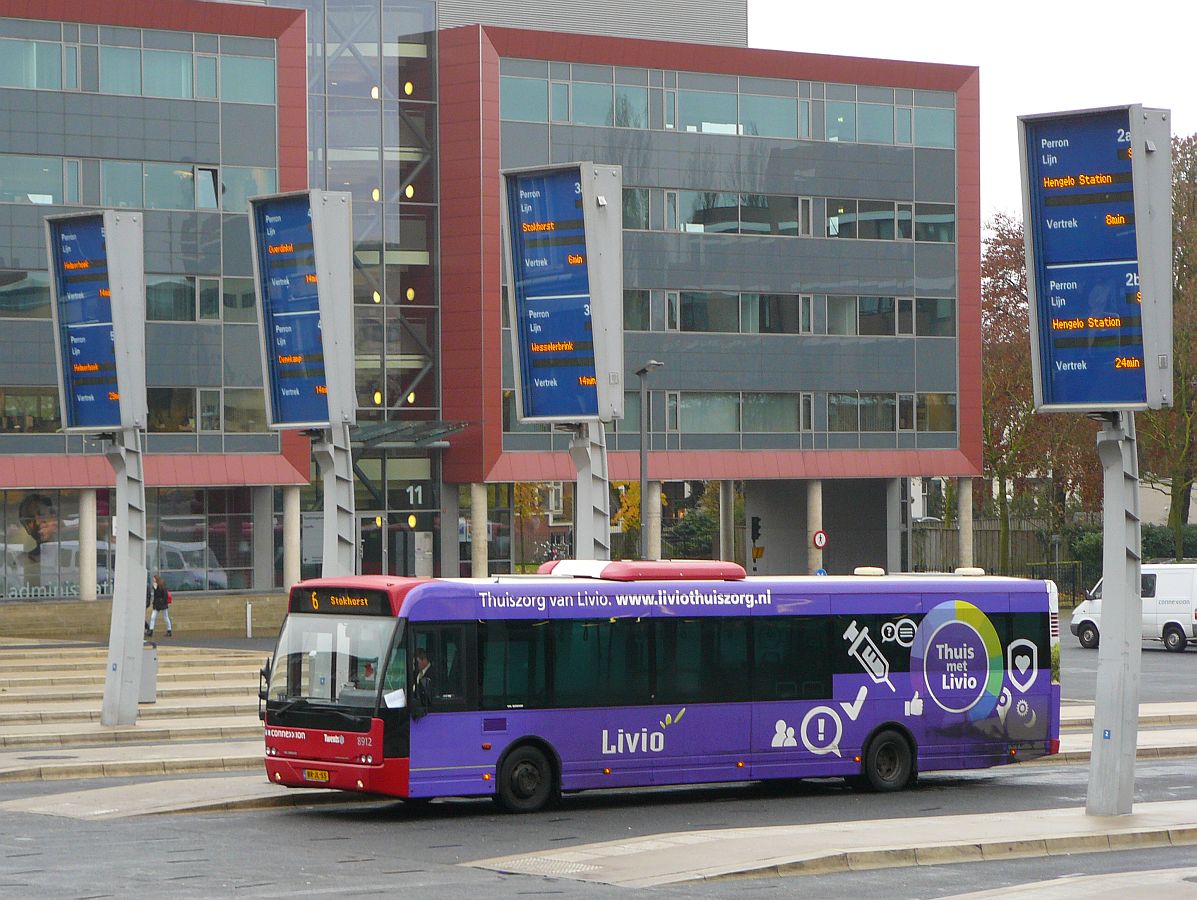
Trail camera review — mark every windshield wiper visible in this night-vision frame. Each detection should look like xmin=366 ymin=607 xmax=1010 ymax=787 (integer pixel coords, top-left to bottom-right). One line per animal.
xmin=270 ymin=697 xmax=311 ymax=716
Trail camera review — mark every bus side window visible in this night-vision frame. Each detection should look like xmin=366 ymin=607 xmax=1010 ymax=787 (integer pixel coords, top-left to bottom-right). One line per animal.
xmin=411 ymin=625 xmax=466 ymax=706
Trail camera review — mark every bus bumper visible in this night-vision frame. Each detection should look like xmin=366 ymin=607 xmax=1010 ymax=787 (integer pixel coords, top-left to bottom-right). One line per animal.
xmin=264 ymin=755 xmax=410 ymax=796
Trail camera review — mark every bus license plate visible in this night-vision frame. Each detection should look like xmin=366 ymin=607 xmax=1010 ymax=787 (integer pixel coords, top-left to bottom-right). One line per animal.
xmin=303 ymin=769 xmax=330 ymax=783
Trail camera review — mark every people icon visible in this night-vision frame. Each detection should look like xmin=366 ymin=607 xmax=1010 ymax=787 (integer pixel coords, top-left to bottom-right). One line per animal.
xmin=771 ymin=718 xmax=797 ymax=748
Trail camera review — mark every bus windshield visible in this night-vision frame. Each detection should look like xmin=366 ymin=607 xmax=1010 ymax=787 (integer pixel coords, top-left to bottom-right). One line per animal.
xmin=267 ymin=613 xmax=398 ymax=710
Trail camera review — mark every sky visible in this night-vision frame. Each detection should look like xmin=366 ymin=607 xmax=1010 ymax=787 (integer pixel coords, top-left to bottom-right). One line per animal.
xmin=747 ymin=0 xmax=1195 ymax=224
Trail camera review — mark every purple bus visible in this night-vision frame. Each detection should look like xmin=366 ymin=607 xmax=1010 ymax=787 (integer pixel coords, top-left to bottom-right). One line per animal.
xmin=261 ymin=560 xmax=1060 ymax=812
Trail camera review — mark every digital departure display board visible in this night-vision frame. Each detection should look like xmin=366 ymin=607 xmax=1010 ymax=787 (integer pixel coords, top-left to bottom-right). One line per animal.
xmin=506 ymin=167 xmax=601 ymax=420
xmin=253 ymin=194 xmax=331 ymax=428
xmin=1021 ymin=106 xmax=1172 ymax=412
xmin=48 ymin=215 xmax=122 ymax=430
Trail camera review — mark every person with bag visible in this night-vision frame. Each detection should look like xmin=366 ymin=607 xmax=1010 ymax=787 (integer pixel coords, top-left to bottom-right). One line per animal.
xmin=145 ymin=574 xmax=172 ymax=638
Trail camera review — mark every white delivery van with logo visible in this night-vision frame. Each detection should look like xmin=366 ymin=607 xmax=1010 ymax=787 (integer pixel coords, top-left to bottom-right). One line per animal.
xmin=1071 ymin=563 xmax=1197 ymax=652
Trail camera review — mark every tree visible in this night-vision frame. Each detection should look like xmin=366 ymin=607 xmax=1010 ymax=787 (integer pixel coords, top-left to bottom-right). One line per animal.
xmin=512 ymin=482 xmax=544 ymax=570
xmin=980 ymin=213 xmax=1097 ymax=570
xmin=1138 ymin=135 xmax=1197 ymax=559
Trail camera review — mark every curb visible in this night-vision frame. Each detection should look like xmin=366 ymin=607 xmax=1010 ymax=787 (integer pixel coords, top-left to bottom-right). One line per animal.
xmin=700 ymin=825 xmax=1197 ymax=883
xmin=0 ymin=756 xmax=261 ymax=784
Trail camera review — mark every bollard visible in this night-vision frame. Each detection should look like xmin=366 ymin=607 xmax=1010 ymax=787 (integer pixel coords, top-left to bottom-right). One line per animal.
xmin=139 ymin=642 xmax=158 ymax=703
xmin=246 ymin=601 xmax=253 ymax=638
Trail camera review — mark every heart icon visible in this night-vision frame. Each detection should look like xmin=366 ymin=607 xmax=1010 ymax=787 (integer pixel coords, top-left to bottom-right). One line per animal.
xmin=1007 ymin=638 xmax=1038 ymax=694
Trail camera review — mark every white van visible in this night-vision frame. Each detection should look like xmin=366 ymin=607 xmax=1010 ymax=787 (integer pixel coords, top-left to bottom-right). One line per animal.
xmin=1071 ymin=563 xmax=1197 ymax=652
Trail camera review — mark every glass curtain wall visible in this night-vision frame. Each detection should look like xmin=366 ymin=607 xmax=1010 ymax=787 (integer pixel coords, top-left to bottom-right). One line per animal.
xmin=271 ymin=0 xmax=443 ymax=577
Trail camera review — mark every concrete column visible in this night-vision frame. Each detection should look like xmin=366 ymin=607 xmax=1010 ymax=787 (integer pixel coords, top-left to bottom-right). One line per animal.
xmin=283 ymin=485 xmax=301 ymax=590
xmin=471 ymin=483 xmax=488 ymax=576
xmin=718 ymin=480 xmax=735 ymax=561
xmin=806 ymin=479 xmax=823 ymax=574
xmin=79 ymin=488 xmax=97 ymax=601
xmin=646 ymin=481 xmax=663 ymax=560
xmin=886 ymin=478 xmax=903 ymax=573
xmin=958 ymin=476 xmax=974 ymax=569
xmin=440 ymin=484 xmax=461 ymax=578
xmin=252 ymin=486 xmax=274 ymax=590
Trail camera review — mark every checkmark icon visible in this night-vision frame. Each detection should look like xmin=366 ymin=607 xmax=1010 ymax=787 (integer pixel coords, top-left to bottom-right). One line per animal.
xmin=840 ymin=685 xmax=867 ymax=721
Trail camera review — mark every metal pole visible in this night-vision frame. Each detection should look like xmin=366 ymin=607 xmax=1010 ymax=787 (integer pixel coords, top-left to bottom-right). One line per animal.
xmin=637 ymin=361 xmax=662 ymax=560
xmin=1087 ymin=411 xmax=1142 ymax=816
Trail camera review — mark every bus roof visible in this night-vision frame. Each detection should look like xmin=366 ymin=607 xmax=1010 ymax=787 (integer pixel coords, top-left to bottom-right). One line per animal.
xmin=537 ymin=559 xmax=746 ymax=581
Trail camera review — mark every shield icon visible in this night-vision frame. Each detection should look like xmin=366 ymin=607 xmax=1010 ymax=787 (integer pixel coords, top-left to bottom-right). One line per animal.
xmin=1007 ymin=638 xmax=1038 ymax=694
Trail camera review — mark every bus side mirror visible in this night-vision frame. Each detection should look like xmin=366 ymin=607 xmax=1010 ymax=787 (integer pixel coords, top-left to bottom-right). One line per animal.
xmin=258 ymin=658 xmax=271 ymax=721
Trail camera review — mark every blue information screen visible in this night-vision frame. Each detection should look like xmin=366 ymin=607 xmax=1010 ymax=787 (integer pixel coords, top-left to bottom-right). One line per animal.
xmin=253 ymin=195 xmax=330 ymax=426
xmin=49 ymin=215 xmax=121 ymax=430
xmin=507 ymin=168 xmax=599 ymax=419
xmin=1025 ymin=109 xmax=1145 ymax=407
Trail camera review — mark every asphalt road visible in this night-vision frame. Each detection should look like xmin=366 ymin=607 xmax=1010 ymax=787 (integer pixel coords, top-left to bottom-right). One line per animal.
xmin=2 ymin=756 xmax=1196 ymax=898
xmin=1059 ymin=610 xmax=1197 ymax=703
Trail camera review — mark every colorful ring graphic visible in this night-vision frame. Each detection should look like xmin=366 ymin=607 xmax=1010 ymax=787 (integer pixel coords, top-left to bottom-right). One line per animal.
xmin=910 ymin=600 xmax=1004 ymax=720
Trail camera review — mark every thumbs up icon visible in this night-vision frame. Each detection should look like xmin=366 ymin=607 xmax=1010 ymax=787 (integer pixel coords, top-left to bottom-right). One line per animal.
xmin=904 ymin=691 xmax=923 ymax=717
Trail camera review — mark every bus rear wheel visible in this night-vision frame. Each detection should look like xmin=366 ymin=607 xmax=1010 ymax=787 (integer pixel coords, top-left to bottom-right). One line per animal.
xmin=863 ymin=729 xmax=914 ymax=792
xmin=496 ymin=745 xmax=556 ymax=813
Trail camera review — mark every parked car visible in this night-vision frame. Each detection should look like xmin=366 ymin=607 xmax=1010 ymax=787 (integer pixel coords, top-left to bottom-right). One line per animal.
xmin=1072 ymin=562 xmax=1197 ymax=652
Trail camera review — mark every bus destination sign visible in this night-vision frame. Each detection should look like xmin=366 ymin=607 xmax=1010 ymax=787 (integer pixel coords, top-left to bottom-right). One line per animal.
xmin=48 ymin=214 xmax=121 ymax=430
xmin=253 ymin=194 xmax=330 ymax=427
xmin=506 ymin=167 xmax=601 ymax=420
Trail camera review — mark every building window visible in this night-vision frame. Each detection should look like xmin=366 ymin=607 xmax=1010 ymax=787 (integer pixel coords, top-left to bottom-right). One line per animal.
xmin=828 ymin=393 xmax=858 ymax=432
xmin=858 ymin=102 xmax=894 ymax=144
xmin=860 ymin=393 xmax=896 ymax=431
xmin=0 ymin=271 xmax=51 ymax=319
xmin=915 ymin=107 xmax=955 ymax=148
xmin=679 ymin=190 xmax=737 ymax=233
xmin=499 ymin=76 xmax=547 ymax=122
xmin=915 ymin=204 xmax=955 ymax=243
xmin=623 ymin=188 xmax=649 ymax=230
xmin=143 ymin=163 xmax=195 ymax=210
xmin=826 ymin=296 xmax=857 ymax=335
xmin=739 ymin=194 xmax=800 ymax=235
xmin=916 ymin=297 xmax=956 ymax=336
xmin=195 ymin=54 xmax=217 ymax=99
xmin=148 ymin=387 xmax=196 ymax=433
xmin=101 ymin=160 xmax=142 ymax=208
xmin=223 ymin=277 xmax=257 ymax=323
xmin=857 ymin=201 xmax=895 ymax=240
xmin=918 ymin=393 xmax=957 ymax=432
xmin=550 ymin=82 xmax=569 ymax=122
xmin=145 ymin=275 xmax=196 ymax=322
xmin=224 ymin=388 xmax=268 ymax=433
xmin=742 ymin=293 xmax=811 ymax=335
xmin=0 ymin=38 xmax=62 ymax=90
xmin=898 ymin=393 xmax=915 ymax=431
xmin=0 ymin=386 xmax=59 ymax=432
xmin=222 ymin=167 xmax=277 ymax=213
xmin=858 ymin=297 xmax=896 ymax=335
xmin=742 ymin=393 xmax=800 ymax=432
xmin=827 ymin=199 xmax=857 ymax=238
xmin=825 ymin=101 xmax=856 ymax=142
xmin=196 ymin=167 xmax=219 ymax=209
xmin=99 ymin=46 xmax=140 ymax=95
xmin=143 ymin=49 xmax=192 ymax=99
xmin=198 ymin=278 xmax=221 ymax=321
xmin=572 ymin=80 xmax=612 ymax=126
xmin=614 ymin=84 xmax=648 ymax=128
xmin=0 ymin=154 xmax=62 ymax=205
xmin=220 ymin=56 xmax=275 ymax=104
xmin=624 ymin=290 xmax=650 ymax=331
xmin=679 ymin=291 xmax=738 ymax=333
xmin=677 ymin=90 xmax=736 ymax=134
xmin=897 ymin=297 xmax=914 ymax=335
xmin=739 ymin=94 xmax=797 ymax=139
xmin=198 ymin=389 xmax=221 ymax=432
xmin=679 ymin=392 xmax=738 ymax=433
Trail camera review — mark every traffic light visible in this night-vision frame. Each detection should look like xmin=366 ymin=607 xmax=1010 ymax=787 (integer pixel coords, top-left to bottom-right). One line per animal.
xmin=750 ymin=516 xmax=761 ymax=543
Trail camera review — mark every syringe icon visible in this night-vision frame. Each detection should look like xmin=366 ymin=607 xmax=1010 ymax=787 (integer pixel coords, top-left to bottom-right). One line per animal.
xmin=843 ymin=620 xmax=896 ymax=692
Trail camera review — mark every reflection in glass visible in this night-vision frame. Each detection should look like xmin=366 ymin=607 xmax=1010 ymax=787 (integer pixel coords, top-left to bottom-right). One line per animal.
xmin=573 ymin=81 xmax=613 ymax=126
xmin=0 ymin=271 xmax=51 ymax=319
xmin=677 ymin=90 xmax=736 ymax=134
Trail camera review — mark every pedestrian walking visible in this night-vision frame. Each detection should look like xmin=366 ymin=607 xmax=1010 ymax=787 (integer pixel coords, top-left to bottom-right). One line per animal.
xmin=145 ymin=574 xmax=172 ymax=637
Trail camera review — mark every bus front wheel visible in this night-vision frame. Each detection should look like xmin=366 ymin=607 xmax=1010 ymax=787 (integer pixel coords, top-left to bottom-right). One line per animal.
xmin=863 ymin=729 xmax=914 ymax=792
xmin=496 ymin=745 xmax=556 ymax=813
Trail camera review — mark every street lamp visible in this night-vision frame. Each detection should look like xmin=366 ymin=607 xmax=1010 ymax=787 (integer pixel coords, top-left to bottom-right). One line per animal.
xmin=637 ymin=360 xmax=663 ymax=560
